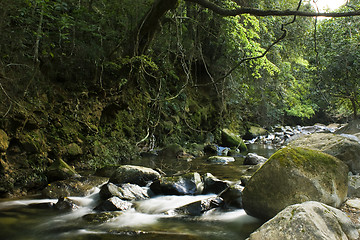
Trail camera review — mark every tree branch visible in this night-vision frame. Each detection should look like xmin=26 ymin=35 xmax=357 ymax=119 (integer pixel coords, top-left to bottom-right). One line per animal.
xmin=185 ymin=0 xmax=360 ymax=17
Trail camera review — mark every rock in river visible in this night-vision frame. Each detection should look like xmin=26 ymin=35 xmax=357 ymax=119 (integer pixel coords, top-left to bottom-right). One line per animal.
xmin=247 ymin=201 xmax=359 ymax=240
xmin=242 ymin=146 xmax=348 ymax=220
xmin=109 ymin=165 xmax=161 ymax=186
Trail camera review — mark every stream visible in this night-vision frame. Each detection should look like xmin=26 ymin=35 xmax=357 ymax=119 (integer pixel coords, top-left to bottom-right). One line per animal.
xmin=0 ymin=144 xmax=276 ymax=240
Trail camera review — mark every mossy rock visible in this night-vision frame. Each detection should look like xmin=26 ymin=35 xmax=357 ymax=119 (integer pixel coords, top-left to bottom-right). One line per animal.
xmin=242 ymin=146 xmax=349 ymax=220
xmin=19 ymin=130 xmax=47 ymax=154
xmin=243 ymin=126 xmax=268 ymax=140
xmin=46 ymin=159 xmax=79 ymax=182
xmin=109 ymin=165 xmax=161 ymax=186
xmin=64 ymin=143 xmax=83 ymax=156
xmin=221 ymin=128 xmax=247 ymax=151
xmin=288 ymin=133 xmax=360 ymax=174
xmin=0 ymin=129 xmax=9 ymax=152
xmin=158 ymin=144 xmax=185 ymax=158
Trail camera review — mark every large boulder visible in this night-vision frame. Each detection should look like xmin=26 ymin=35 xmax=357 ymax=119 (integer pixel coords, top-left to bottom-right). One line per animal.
xmin=94 ymin=196 xmax=133 ymax=212
xmin=288 ymin=133 xmax=360 ymax=174
xmin=221 ymin=128 xmax=247 ymax=151
xmin=242 ymin=146 xmax=348 ymax=220
xmin=247 ymin=201 xmax=359 ymax=240
xmin=109 ymin=165 xmax=161 ymax=186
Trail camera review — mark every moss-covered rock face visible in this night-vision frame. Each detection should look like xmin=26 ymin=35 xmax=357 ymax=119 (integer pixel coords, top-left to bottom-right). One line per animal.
xmin=0 ymin=129 xmax=9 ymax=152
xmin=46 ymin=159 xmax=79 ymax=182
xmin=242 ymin=146 xmax=349 ymax=220
xmin=221 ymin=128 xmax=247 ymax=151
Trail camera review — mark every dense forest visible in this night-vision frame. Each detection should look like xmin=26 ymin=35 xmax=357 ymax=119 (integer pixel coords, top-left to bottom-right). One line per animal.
xmin=1 ymin=0 xmax=360 ymax=196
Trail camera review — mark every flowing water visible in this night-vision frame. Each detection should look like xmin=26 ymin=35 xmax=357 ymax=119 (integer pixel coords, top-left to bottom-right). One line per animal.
xmin=0 ymin=144 xmax=276 ymax=240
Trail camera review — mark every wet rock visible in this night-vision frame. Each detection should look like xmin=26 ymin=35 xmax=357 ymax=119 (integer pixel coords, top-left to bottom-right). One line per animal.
xmin=28 ymin=202 xmax=55 ymax=209
xmin=242 ymin=146 xmax=348 ymax=220
xmin=243 ymin=153 xmax=267 ymax=165
xmin=0 ymin=129 xmax=9 ymax=152
xmin=173 ymin=196 xmax=223 ymax=216
xmin=288 ymin=132 xmax=360 ymax=174
xmin=247 ymin=201 xmax=359 ymax=240
xmin=150 ymin=172 xmax=203 ymax=195
xmin=46 ymin=159 xmax=79 ymax=182
xmin=207 ymin=156 xmax=235 ymax=165
xmin=220 ymin=183 xmax=244 ymax=209
xmin=221 ymin=128 xmax=247 ymax=151
xmin=202 ymin=173 xmax=229 ymax=194
xmin=42 ymin=176 xmax=108 ymax=199
xmin=109 ymin=165 xmax=161 ymax=186
xmin=99 ymin=182 xmax=150 ymax=201
xmin=54 ymin=197 xmax=79 ymax=211
xmin=94 ymin=196 xmax=132 ymax=211
xmin=82 ymin=211 xmax=123 ymax=224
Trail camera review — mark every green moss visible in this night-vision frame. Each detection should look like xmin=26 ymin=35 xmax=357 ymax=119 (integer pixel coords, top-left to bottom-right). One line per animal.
xmin=271 ymin=146 xmax=342 ymax=174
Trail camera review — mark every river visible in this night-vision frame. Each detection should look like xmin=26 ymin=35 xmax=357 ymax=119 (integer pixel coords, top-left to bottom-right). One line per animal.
xmin=0 ymin=144 xmax=276 ymax=240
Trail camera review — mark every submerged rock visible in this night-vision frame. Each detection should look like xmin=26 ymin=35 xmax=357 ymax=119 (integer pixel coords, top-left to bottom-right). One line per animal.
xmin=82 ymin=211 xmax=123 ymax=224
xmin=207 ymin=156 xmax=235 ymax=164
xmin=288 ymin=133 xmax=360 ymax=174
xmin=54 ymin=197 xmax=79 ymax=211
xmin=94 ymin=196 xmax=133 ymax=211
xmin=109 ymin=165 xmax=161 ymax=186
xmin=99 ymin=182 xmax=150 ymax=201
xmin=247 ymin=201 xmax=359 ymax=240
xmin=173 ymin=196 xmax=223 ymax=216
xmin=150 ymin=172 xmax=203 ymax=195
xmin=242 ymin=146 xmax=348 ymax=220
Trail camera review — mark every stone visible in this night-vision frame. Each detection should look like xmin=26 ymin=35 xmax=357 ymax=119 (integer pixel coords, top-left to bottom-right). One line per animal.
xmin=243 ymin=153 xmax=267 ymax=165
xmin=288 ymin=133 xmax=360 ymax=174
xmin=202 ymin=173 xmax=229 ymax=194
xmin=247 ymin=201 xmax=359 ymax=240
xmin=42 ymin=176 xmax=108 ymax=199
xmin=109 ymin=165 xmax=161 ymax=186
xmin=220 ymin=183 xmax=244 ymax=208
xmin=0 ymin=129 xmax=9 ymax=152
xmin=54 ymin=197 xmax=79 ymax=211
xmin=99 ymin=182 xmax=150 ymax=201
xmin=242 ymin=146 xmax=349 ymax=220
xmin=82 ymin=212 xmax=123 ymax=224
xmin=64 ymin=143 xmax=83 ymax=156
xmin=207 ymin=156 xmax=235 ymax=164
xmin=46 ymin=159 xmax=79 ymax=182
xmin=173 ymin=196 xmax=223 ymax=216
xmin=94 ymin=196 xmax=132 ymax=211
xmin=150 ymin=172 xmax=203 ymax=195
xmin=221 ymin=128 xmax=247 ymax=151
xmin=348 ymin=174 xmax=360 ymax=198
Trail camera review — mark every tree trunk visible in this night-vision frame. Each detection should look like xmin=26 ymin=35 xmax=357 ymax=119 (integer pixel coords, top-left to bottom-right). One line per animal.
xmin=133 ymin=0 xmax=178 ymax=56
